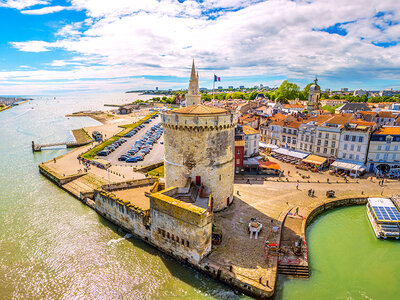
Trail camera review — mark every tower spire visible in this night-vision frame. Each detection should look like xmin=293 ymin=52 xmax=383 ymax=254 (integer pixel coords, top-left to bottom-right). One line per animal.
xmin=186 ymin=59 xmax=201 ymax=106
xmin=191 ymin=59 xmax=196 ymax=80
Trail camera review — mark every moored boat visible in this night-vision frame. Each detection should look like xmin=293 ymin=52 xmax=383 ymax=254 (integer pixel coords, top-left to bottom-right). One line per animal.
xmin=366 ymin=198 xmax=400 ymax=239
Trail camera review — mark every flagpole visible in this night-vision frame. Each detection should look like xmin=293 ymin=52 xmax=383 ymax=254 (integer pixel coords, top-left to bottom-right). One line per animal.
xmin=213 ymin=74 xmax=215 ymax=101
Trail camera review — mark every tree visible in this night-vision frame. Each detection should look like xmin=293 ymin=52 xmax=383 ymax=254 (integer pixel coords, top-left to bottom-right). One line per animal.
xmin=321 ymin=93 xmax=329 ymax=99
xmin=201 ymin=94 xmax=212 ymax=101
xmin=299 ymin=83 xmax=313 ymax=100
xmin=275 ymin=80 xmax=300 ymax=101
xmin=249 ymin=91 xmax=258 ymax=100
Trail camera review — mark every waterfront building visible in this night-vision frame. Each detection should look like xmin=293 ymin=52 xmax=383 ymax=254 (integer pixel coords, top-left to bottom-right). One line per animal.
xmin=314 ymin=114 xmax=353 ymax=158
xmin=307 ymin=77 xmax=321 ymax=111
xmin=367 ymin=127 xmax=400 ymax=174
xmin=296 ymin=115 xmax=332 ymax=153
xmin=337 ymin=120 xmax=376 ymax=165
xmin=281 ymin=121 xmax=301 ymax=150
xmin=162 ymin=60 xmax=236 ymax=211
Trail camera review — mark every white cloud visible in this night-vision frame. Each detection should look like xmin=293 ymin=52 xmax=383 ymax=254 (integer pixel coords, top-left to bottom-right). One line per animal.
xmin=21 ymin=5 xmax=70 ymax=15
xmin=11 ymin=40 xmax=56 ymax=52
xmin=0 ymin=0 xmax=49 ymax=9
xmin=4 ymin=0 xmax=400 ymax=93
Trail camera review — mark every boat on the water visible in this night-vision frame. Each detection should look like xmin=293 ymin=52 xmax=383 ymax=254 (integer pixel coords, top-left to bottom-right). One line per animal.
xmin=366 ymin=198 xmax=400 ymax=239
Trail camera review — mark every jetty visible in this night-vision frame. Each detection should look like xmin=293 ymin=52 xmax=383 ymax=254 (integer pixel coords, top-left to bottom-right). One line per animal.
xmin=32 ymin=140 xmax=91 ymax=152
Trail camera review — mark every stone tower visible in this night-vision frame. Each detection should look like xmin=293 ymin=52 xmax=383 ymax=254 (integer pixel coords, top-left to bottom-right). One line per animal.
xmin=185 ymin=60 xmax=201 ymax=106
xmin=162 ymin=61 xmax=236 ymax=211
xmin=307 ymin=76 xmax=321 ymax=111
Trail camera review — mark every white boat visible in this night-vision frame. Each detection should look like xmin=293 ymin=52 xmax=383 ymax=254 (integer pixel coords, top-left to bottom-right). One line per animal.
xmin=366 ymin=198 xmax=400 ymax=239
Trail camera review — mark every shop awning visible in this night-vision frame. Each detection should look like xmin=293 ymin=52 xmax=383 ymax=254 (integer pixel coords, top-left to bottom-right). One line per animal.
xmin=244 ymin=157 xmax=262 ymax=167
xmin=331 ymin=160 xmax=366 ymax=172
xmin=302 ymin=154 xmax=327 ymax=165
xmin=272 ymin=148 xmax=308 ymax=159
xmin=259 ymin=161 xmax=281 ymax=170
xmin=260 ymin=142 xmax=279 ymax=150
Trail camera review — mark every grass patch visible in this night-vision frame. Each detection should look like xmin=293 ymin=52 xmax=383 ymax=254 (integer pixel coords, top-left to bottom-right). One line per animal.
xmin=147 ymin=165 xmax=164 ymax=177
xmin=72 ymin=128 xmax=92 ymax=144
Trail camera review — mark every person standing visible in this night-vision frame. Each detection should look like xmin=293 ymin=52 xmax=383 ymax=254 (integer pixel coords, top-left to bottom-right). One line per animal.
xmin=296 ymin=183 xmax=299 ymax=190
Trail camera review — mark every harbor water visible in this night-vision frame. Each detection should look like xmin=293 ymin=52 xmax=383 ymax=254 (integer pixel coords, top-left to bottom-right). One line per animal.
xmin=1 ymin=94 xmax=399 ymax=299
xmin=276 ymin=206 xmax=400 ymax=299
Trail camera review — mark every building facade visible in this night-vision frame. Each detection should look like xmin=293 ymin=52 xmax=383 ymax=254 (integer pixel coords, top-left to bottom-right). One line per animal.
xmin=281 ymin=121 xmax=300 ymax=150
xmin=367 ymin=127 xmax=400 ymax=173
xmin=243 ymin=125 xmax=260 ymax=157
xmin=338 ymin=121 xmax=376 ymax=164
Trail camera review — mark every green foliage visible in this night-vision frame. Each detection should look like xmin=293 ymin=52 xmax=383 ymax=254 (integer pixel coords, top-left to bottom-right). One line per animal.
xmin=299 ymin=83 xmax=313 ymax=100
xmin=275 ymin=80 xmax=300 ymax=101
xmin=133 ymin=99 xmax=146 ymax=104
xmin=322 ymin=105 xmax=335 ymax=113
xmin=201 ymin=93 xmax=212 ymax=101
xmin=249 ymin=91 xmax=258 ymax=100
xmin=321 ymin=93 xmax=329 ymax=99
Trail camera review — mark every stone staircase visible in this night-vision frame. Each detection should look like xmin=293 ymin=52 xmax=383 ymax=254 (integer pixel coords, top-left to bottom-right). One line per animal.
xmin=278 ymin=264 xmax=310 ymax=278
xmin=62 ymin=175 xmax=95 ymax=198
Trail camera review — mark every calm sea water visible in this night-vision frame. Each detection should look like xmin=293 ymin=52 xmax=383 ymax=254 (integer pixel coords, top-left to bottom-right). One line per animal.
xmin=0 ymin=93 xmax=399 ymax=299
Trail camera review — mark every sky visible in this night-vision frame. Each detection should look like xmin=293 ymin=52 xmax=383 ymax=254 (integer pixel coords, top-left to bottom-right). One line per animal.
xmin=0 ymin=0 xmax=400 ymax=95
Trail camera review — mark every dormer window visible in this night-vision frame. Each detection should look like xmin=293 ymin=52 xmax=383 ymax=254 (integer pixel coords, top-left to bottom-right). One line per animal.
xmin=386 ymin=135 xmax=393 ymax=143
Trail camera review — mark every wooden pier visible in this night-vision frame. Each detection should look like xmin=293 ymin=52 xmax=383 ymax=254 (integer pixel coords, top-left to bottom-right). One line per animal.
xmin=32 ymin=140 xmax=91 ymax=152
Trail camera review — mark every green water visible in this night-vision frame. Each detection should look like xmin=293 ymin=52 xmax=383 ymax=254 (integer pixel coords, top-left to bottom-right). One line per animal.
xmin=1 ymin=94 xmax=399 ymax=299
xmin=276 ymin=206 xmax=400 ymax=299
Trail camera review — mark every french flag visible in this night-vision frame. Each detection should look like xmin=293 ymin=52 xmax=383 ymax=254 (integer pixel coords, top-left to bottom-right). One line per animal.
xmin=214 ymin=74 xmax=221 ymax=82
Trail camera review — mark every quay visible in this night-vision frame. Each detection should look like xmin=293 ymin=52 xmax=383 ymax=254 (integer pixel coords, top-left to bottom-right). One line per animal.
xmin=38 ymin=151 xmax=400 ymax=299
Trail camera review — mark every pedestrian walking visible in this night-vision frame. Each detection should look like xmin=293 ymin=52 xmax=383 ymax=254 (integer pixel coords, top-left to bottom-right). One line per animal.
xmin=296 ymin=183 xmax=299 ymax=190
xmin=311 ymin=189 xmax=315 ymax=197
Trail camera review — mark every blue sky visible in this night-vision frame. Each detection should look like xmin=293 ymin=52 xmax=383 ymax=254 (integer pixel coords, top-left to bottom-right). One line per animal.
xmin=0 ymin=0 xmax=400 ymax=95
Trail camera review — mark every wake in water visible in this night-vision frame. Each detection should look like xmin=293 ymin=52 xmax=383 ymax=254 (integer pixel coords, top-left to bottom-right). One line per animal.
xmin=107 ymin=233 xmax=133 ymax=246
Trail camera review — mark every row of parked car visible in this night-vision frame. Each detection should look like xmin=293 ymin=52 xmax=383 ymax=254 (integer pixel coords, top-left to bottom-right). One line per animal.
xmin=119 ymin=122 xmax=163 ymax=163
xmin=97 ymin=138 xmax=127 ymax=156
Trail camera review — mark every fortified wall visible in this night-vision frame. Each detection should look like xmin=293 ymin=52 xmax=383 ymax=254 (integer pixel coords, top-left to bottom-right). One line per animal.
xmin=149 ymin=187 xmax=212 ymax=264
xmin=162 ymin=110 xmax=236 ymax=211
xmin=94 ymin=190 xmax=151 ymax=240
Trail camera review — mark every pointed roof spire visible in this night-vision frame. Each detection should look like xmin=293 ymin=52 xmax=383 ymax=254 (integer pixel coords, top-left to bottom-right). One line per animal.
xmin=314 ymin=75 xmax=318 ymax=85
xmin=190 ymin=59 xmax=196 ymax=80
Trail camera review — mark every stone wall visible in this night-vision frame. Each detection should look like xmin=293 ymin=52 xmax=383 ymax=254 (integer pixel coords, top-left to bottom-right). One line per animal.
xmin=149 ymin=191 xmax=212 ymax=264
xmin=39 ymin=163 xmax=85 ymax=186
xmin=94 ymin=190 xmax=151 ymax=240
xmin=101 ymin=177 xmax=157 ymax=192
xmin=302 ymin=197 xmax=368 ymax=237
xmin=162 ymin=113 xmax=236 ymax=211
